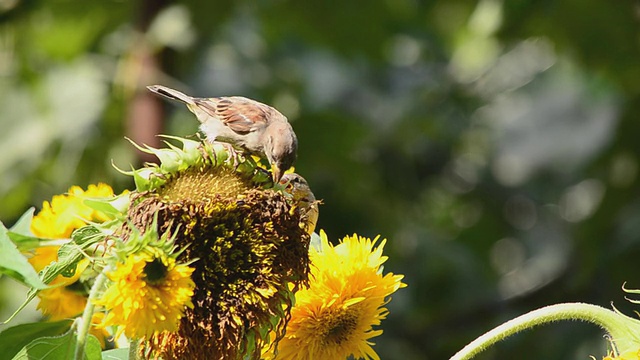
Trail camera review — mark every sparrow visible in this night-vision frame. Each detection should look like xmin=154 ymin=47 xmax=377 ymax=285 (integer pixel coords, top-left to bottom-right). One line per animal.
xmin=280 ymin=173 xmax=319 ymax=235
xmin=147 ymin=85 xmax=298 ymax=182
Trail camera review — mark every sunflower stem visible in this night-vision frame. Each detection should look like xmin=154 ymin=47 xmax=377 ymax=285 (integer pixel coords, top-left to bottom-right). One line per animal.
xmin=74 ymin=267 xmax=110 ymax=360
xmin=449 ymin=302 xmax=624 ymax=360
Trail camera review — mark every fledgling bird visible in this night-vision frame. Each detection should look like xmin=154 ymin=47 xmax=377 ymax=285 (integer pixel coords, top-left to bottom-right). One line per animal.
xmin=280 ymin=173 xmax=319 ymax=235
xmin=147 ymin=85 xmax=298 ymax=182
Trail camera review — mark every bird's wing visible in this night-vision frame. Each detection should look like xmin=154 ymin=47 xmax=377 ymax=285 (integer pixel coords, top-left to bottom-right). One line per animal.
xmin=194 ymin=97 xmax=269 ymax=135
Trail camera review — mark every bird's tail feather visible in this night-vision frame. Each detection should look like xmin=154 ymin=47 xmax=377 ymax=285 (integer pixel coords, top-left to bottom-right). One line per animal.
xmin=147 ymin=85 xmax=196 ymax=105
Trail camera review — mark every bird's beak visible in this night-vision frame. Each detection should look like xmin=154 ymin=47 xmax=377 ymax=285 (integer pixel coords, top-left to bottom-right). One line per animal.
xmin=272 ymin=165 xmax=283 ymax=183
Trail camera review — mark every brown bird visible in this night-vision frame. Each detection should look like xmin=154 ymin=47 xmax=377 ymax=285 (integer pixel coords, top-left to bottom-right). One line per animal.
xmin=147 ymin=85 xmax=298 ymax=182
xmin=280 ymin=173 xmax=319 ymax=235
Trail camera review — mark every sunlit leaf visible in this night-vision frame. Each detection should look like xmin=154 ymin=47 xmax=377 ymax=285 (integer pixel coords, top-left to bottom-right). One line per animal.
xmin=12 ymin=327 xmax=102 ymax=360
xmin=101 ymin=348 xmax=130 ymax=360
xmin=9 ymin=208 xmax=35 ymax=236
xmin=5 ymin=208 xmax=44 ymax=251
xmin=7 ymin=233 xmax=42 ymax=252
xmin=82 ymin=192 xmax=129 ymax=219
xmin=0 ymin=222 xmax=47 ymax=290
xmin=0 ymin=320 xmax=72 ymax=359
xmin=5 ymin=225 xmax=105 ymax=323
xmin=41 ymin=226 xmax=103 ymax=281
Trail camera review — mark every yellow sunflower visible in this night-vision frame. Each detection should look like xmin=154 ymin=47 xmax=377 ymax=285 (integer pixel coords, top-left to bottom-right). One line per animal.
xmin=95 ymin=253 xmax=195 ymax=339
xmin=274 ymin=231 xmax=406 ymax=360
xmin=120 ymin=137 xmax=311 ymax=359
xmin=34 ymin=273 xmax=88 ymax=320
xmin=27 ymin=246 xmax=90 ymax=320
xmin=28 ymin=183 xmax=117 ymax=321
xmin=30 ymin=183 xmax=115 ymax=239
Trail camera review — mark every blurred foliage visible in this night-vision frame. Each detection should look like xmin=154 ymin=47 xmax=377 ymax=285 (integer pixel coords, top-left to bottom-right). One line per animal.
xmin=1 ymin=0 xmax=640 ymax=359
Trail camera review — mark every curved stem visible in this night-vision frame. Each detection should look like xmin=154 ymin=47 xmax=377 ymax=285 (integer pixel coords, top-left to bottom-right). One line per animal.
xmin=450 ymin=302 xmax=622 ymax=360
xmin=74 ymin=268 xmax=110 ymax=360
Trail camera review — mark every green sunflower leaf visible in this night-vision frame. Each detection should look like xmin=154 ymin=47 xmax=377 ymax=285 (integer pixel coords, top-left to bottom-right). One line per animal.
xmin=50 ymin=225 xmax=103 ymax=279
xmin=82 ymin=194 xmax=129 ymax=219
xmin=101 ymin=348 xmax=130 ymax=360
xmin=6 ymin=233 xmax=42 ymax=252
xmin=12 ymin=327 xmax=102 ymax=360
xmin=132 ymin=167 xmax=154 ymax=191
xmin=6 ymin=208 xmax=42 ymax=251
xmin=4 ymin=225 xmax=104 ymax=324
xmin=0 ymin=319 xmax=72 ymax=359
xmin=19 ymin=225 xmax=101 ymax=294
xmin=0 ymin=221 xmax=47 ymax=290
xmin=8 ymin=208 xmax=35 ymax=235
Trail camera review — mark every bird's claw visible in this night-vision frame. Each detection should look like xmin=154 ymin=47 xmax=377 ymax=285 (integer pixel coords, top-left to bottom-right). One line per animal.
xmin=218 ymin=142 xmax=240 ymax=168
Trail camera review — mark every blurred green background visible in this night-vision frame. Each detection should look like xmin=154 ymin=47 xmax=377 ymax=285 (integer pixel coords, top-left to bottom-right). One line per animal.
xmin=1 ymin=1 xmax=639 ymax=359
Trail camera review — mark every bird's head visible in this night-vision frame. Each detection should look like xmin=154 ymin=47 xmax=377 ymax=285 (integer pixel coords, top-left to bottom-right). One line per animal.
xmin=266 ymin=121 xmax=298 ymax=183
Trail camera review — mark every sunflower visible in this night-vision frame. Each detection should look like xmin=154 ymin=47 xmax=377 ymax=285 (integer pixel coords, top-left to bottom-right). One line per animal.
xmin=30 ymin=183 xmax=115 ymax=239
xmin=95 ymin=252 xmax=195 ymax=340
xmin=32 ymin=266 xmax=88 ymax=320
xmin=27 ymin=245 xmax=89 ymax=320
xmin=27 ymin=184 xmax=116 ymax=321
xmin=117 ymin=137 xmax=311 ymax=359
xmin=273 ymin=231 xmax=406 ymax=360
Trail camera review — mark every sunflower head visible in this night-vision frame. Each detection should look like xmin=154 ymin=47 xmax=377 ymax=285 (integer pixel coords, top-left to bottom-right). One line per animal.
xmin=30 ymin=183 xmax=116 ymax=239
xmin=27 ymin=183 xmax=118 ymax=322
xmin=95 ymin=241 xmax=195 ymax=341
xmin=119 ymin=137 xmax=311 ymax=359
xmin=271 ymin=231 xmax=406 ymax=360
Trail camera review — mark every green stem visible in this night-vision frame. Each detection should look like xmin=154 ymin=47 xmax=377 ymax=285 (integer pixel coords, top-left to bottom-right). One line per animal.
xmin=74 ymin=267 xmax=110 ymax=360
xmin=450 ymin=302 xmax=623 ymax=360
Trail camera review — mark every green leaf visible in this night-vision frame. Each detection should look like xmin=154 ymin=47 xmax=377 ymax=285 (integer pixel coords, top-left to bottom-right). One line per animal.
xmin=0 ymin=320 xmax=73 ymax=359
xmin=310 ymin=232 xmax=323 ymax=252
xmin=84 ymin=335 xmax=103 ymax=360
xmin=11 ymin=327 xmax=102 ymax=360
xmin=132 ymin=167 xmax=154 ymax=191
xmin=9 ymin=208 xmax=35 ymax=236
xmin=101 ymin=348 xmax=130 ymax=360
xmin=5 ymin=225 xmax=105 ymax=324
xmin=82 ymin=199 xmax=120 ymax=218
xmin=0 ymin=222 xmax=48 ymax=290
xmin=6 ymin=232 xmax=42 ymax=252
xmin=40 ymin=225 xmax=103 ymax=282
xmin=82 ymin=193 xmax=129 ymax=219
xmin=7 ymin=208 xmax=61 ymax=252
